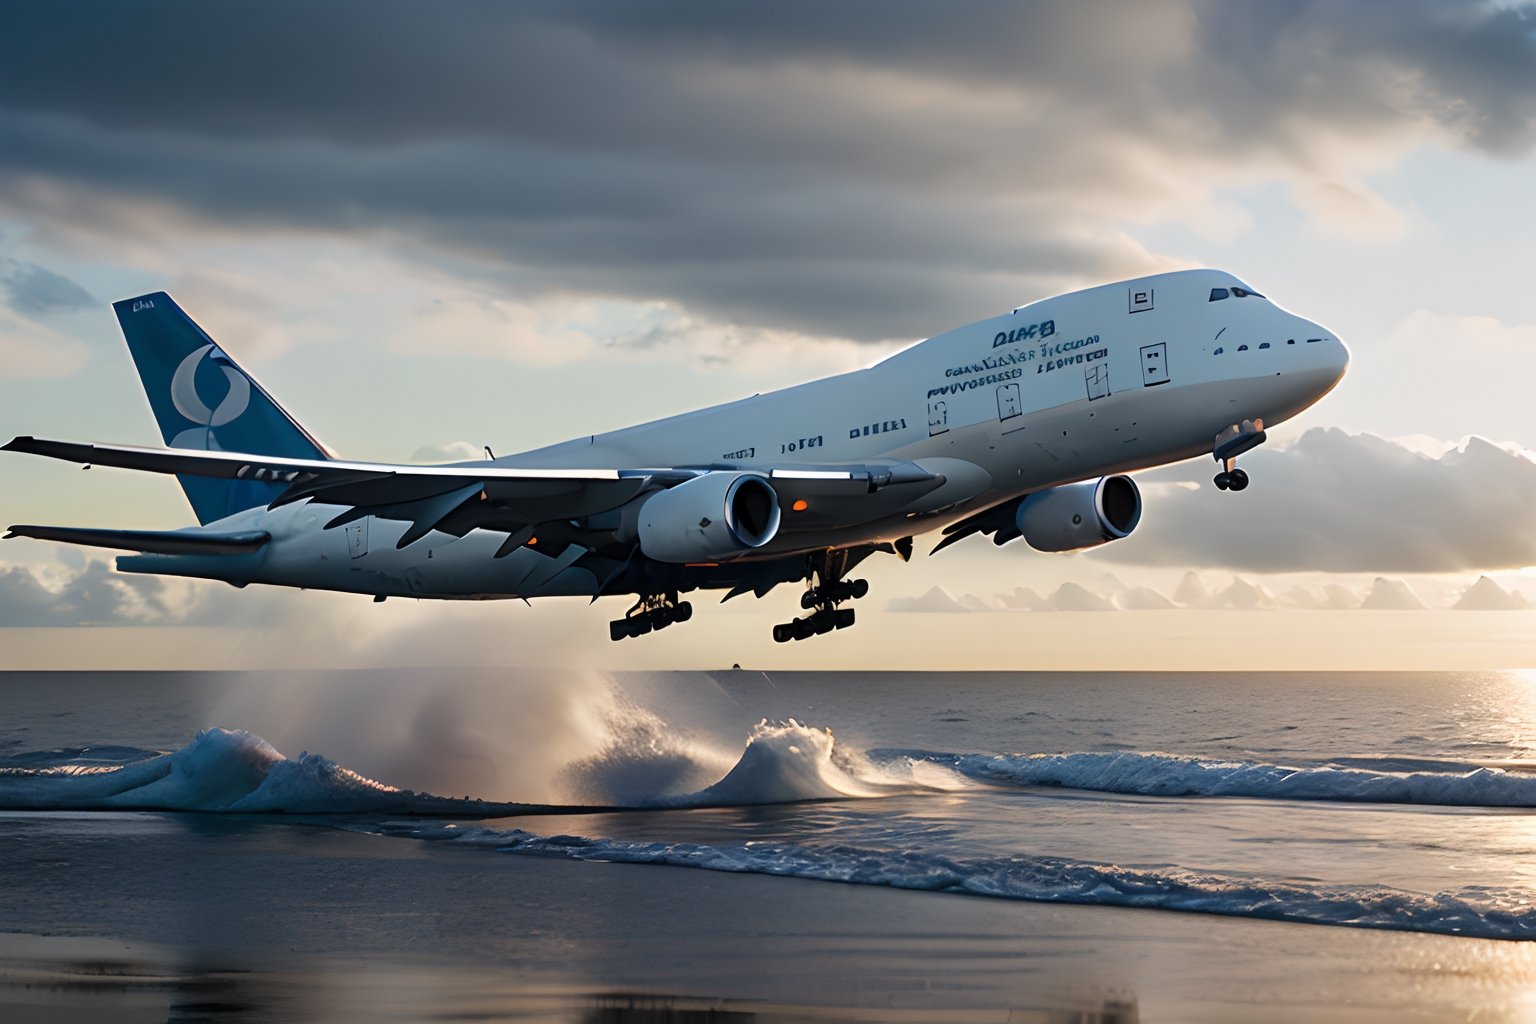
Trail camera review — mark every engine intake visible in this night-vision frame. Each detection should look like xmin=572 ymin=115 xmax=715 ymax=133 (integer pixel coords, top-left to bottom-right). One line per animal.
xmin=1014 ymin=475 xmax=1141 ymax=552
xmin=637 ymin=472 xmax=782 ymax=563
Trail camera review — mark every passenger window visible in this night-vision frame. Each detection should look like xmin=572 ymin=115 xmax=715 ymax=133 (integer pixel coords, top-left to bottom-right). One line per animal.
xmin=1213 ymin=347 xmax=1224 ymax=355
xmin=1259 ymin=342 xmax=1270 ymax=349
xmin=1287 ymin=339 xmax=1296 ymax=345
xmin=1237 ymin=344 xmax=1249 ymax=351
xmin=1209 ymin=288 xmax=1229 ymax=301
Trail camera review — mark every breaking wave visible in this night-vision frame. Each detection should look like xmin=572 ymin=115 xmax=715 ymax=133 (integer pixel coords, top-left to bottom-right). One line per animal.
xmin=0 ymin=729 xmax=537 ymax=814
xmin=890 ymin=750 xmax=1536 ymax=807
xmin=0 ymin=720 xmax=943 ymax=814
xmin=437 ymin=826 xmax=1536 ymax=941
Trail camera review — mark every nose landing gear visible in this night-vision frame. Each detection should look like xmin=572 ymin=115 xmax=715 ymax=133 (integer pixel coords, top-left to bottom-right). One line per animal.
xmin=1212 ymin=419 xmax=1265 ymax=492
xmin=773 ymin=552 xmax=865 ymax=643
xmin=609 ymin=591 xmax=693 ymax=641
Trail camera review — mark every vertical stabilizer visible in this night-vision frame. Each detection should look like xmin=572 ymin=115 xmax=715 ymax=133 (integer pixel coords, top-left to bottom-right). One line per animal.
xmin=113 ymin=292 xmax=330 ymax=524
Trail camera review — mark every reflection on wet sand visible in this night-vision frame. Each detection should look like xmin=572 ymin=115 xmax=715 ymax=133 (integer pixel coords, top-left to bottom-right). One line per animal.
xmin=0 ymin=934 xmax=1140 ymax=1024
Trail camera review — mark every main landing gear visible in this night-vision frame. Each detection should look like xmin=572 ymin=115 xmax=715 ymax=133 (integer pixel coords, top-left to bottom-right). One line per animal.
xmin=1212 ymin=418 xmax=1266 ymax=493
xmin=609 ymin=591 xmax=692 ymax=641
xmin=772 ymin=552 xmax=865 ymax=643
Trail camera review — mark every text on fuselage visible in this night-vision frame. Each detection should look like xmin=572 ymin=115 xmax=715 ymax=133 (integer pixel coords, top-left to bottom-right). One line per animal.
xmin=849 ymin=419 xmax=907 ymax=439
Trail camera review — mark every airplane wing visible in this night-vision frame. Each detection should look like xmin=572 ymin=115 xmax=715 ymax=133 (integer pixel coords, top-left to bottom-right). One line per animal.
xmin=3 ymin=436 xmax=949 ymax=553
xmin=3 ymin=524 xmax=271 ymax=556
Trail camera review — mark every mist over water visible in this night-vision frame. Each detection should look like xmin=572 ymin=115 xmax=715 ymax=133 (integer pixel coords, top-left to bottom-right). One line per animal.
xmin=209 ymin=667 xmax=637 ymax=803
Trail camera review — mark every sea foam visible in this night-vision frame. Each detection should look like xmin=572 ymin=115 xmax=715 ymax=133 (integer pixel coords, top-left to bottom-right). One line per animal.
xmin=442 ymin=826 xmax=1536 ymax=941
xmin=892 ymin=750 xmax=1536 ymax=807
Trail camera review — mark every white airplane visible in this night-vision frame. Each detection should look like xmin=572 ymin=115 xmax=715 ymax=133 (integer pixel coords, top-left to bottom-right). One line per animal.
xmin=4 ymin=269 xmax=1347 ymax=642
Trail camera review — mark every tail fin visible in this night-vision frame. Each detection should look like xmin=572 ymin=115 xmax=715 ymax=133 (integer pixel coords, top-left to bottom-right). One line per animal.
xmin=113 ymin=292 xmax=331 ymax=525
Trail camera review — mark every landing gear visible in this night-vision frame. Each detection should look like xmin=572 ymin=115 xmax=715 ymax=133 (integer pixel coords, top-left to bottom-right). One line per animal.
xmin=609 ymin=591 xmax=692 ymax=641
xmin=1212 ymin=419 xmax=1265 ymax=493
xmin=1213 ymin=466 xmax=1249 ymax=492
xmin=799 ymin=578 xmax=868 ymax=608
xmin=773 ymin=552 xmax=864 ymax=643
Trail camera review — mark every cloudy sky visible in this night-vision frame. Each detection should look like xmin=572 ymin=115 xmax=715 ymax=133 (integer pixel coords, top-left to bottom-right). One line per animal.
xmin=1 ymin=1 xmax=1534 ymax=669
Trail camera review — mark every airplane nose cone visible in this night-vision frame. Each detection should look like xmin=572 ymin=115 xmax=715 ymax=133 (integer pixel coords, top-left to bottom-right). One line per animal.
xmin=1290 ymin=316 xmax=1348 ymax=394
xmin=1319 ymin=327 xmax=1349 ymax=389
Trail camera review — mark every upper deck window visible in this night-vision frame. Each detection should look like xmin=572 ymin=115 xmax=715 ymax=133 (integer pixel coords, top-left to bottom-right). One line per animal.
xmin=1209 ymin=288 xmax=1229 ymax=301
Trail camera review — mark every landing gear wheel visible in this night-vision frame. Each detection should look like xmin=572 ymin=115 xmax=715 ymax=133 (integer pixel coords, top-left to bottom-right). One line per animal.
xmin=1227 ymin=468 xmax=1249 ymax=491
xmin=1214 ymin=471 xmax=1231 ymax=491
xmin=775 ymin=553 xmax=870 ymax=642
xmin=609 ymin=591 xmax=694 ymax=641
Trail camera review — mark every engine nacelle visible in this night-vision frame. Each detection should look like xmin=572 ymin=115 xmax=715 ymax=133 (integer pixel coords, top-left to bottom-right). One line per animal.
xmin=1014 ymin=475 xmax=1141 ymax=552
xmin=637 ymin=472 xmax=782 ymax=563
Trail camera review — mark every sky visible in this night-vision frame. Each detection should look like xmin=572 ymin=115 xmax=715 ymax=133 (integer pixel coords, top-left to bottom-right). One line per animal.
xmin=1 ymin=0 xmax=1535 ymax=670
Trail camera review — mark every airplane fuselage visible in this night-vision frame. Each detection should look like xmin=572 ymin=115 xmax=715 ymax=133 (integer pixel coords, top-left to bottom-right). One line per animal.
xmin=114 ymin=269 xmax=1347 ymax=603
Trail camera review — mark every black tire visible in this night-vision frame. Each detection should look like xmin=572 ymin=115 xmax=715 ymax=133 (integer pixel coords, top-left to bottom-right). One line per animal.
xmin=675 ymin=601 xmax=693 ymax=623
xmin=792 ymin=618 xmax=814 ymax=641
xmin=634 ymin=617 xmax=653 ymax=636
xmin=800 ymin=590 xmax=819 ymax=610
xmin=1213 ymin=471 xmax=1231 ymax=490
xmin=814 ymin=613 xmax=836 ymax=635
xmin=772 ymin=623 xmax=792 ymax=643
xmin=836 ymin=608 xmax=855 ymax=629
xmin=609 ymin=620 xmax=628 ymax=642
xmin=1228 ymin=469 xmax=1249 ymax=491
xmin=850 ymin=579 xmax=869 ymax=599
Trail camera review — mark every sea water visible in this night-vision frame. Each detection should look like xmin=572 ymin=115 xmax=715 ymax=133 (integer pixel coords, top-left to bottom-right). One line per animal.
xmin=6 ymin=669 xmax=1536 ymax=947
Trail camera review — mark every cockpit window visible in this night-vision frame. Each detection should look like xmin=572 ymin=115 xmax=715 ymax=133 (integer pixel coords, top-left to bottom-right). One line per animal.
xmin=1212 ymin=283 xmax=1270 ymax=301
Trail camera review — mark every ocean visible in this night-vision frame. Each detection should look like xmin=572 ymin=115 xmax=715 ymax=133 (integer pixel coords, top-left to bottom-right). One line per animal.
xmin=5 ymin=668 xmax=1536 ymax=1022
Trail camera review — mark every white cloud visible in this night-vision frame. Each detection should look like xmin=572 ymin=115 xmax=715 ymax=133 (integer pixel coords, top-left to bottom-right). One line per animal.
xmin=1110 ymin=429 xmax=1536 ymax=572
xmin=1361 ymin=577 xmax=1426 ymax=610
xmin=1453 ymin=576 xmax=1527 ymax=611
xmin=888 ymin=585 xmax=972 ymax=613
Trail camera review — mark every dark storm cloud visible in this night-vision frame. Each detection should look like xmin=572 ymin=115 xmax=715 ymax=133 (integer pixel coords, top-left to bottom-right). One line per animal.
xmin=1109 ymin=430 xmax=1536 ymax=573
xmin=0 ymin=259 xmax=93 ymax=316
xmin=1 ymin=2 xmax=1533 ymax=339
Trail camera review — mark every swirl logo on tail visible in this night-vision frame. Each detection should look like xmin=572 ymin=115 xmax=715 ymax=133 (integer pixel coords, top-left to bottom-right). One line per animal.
xmin=169 ymin=344 xmax=251 ymax=450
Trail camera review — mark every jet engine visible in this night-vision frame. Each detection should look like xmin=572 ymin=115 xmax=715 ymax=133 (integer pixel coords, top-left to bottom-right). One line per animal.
xmin=637 ymin=472 xmax=782 ymax=563
xmin=1013 ymin=475 xmax=1141 ymax=552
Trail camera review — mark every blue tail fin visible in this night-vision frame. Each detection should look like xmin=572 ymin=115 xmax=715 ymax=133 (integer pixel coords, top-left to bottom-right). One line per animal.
xmin=113 ymin=292 xmax=331 ymax=525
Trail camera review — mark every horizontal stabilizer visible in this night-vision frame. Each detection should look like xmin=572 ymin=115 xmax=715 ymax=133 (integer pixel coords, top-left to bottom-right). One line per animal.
xmin=4 ymin=524 xmax=271 ymax=555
